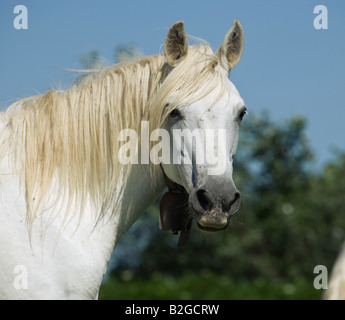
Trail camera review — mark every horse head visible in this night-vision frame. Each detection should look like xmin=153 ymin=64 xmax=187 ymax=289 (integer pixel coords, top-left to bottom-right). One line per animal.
xmin=159 ymin=20 xmax=246 ymax=237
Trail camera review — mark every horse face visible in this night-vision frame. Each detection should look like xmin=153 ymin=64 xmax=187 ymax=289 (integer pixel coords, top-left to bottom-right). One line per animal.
xmin=162 ymin=79 xmax=246 ymax=231
xmin=160 ymin=20 xmax=245 ymax=231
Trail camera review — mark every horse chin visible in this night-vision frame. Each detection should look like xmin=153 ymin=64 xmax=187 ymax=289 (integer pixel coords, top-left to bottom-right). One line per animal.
xmin=191 ymin=206 xmax=231 ymax=232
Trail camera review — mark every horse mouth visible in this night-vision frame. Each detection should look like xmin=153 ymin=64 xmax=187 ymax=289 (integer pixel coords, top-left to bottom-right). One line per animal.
xmin=159 ymin=188 xmax=229 ymax=232
xmin=195 ymin=220 xmax=230 ymax=232
xmin=159 ymin=169 xmax=239 ymax=236
xmin=191 ymin=205 xmax=231 ymax=232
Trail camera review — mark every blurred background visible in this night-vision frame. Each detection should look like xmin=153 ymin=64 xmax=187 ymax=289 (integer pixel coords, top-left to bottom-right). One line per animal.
xmin=1 ymin=0 xmax=345 ymax=299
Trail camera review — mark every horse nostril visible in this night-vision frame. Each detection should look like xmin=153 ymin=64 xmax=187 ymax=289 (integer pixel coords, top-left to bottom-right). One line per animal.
xmin=196 ymin=189 xmax=213 ymax=211
xmin=222 ymin=192 xmax=241 ymax=212
xmin=234 ymin=192 xmax=241 ymax=203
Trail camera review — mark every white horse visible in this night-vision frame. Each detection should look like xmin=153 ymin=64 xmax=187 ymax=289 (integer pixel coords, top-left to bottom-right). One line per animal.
xmin=0 ymin=20 xmax=246 ymax=299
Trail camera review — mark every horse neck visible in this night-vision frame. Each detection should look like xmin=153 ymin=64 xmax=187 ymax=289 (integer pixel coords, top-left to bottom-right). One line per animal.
xmin=112 ymin=164 xmax=166 ymax=245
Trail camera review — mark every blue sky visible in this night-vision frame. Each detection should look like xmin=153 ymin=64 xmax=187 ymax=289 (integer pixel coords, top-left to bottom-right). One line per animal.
xmin=0 ymin=0 xmax=344 ymax=167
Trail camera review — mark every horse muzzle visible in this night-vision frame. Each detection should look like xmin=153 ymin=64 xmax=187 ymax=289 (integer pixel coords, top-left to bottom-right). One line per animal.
xmin=159 ymin=165 xmax=241 ymax=245
xmin=190 ymin=188 xmax=241 ymax=231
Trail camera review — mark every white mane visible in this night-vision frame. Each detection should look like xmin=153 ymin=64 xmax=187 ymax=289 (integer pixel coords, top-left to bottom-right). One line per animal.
xmin=0 ymin=45 xmax=225 ymax=228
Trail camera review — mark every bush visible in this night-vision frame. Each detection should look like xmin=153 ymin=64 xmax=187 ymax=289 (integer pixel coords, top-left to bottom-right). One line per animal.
xmin=99 ymin=272 xmax=323 ymax=300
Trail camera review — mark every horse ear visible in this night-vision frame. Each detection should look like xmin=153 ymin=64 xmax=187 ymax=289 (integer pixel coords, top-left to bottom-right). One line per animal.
xmin=164 ymin=21 xmax=188 ymax=67
xmin=216 ymin=19 xmax=244 ymax=72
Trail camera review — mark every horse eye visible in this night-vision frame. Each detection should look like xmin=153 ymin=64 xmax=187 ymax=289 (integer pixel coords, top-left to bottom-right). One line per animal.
xmin=238 ymin=107 xmax=248 ymax=122
xmin=169 ymin=108 xmax=183 ymax=120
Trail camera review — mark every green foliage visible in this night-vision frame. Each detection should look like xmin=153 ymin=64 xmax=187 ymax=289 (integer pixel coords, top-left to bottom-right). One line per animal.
xmin=100 ymin=272 xmax=322 ymax=300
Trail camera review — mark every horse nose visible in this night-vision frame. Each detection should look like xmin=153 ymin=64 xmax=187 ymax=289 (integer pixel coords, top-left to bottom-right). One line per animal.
xmin=192 ymin=187 xmax=241 ymax=231
xmin=194 ymin=189 xmax=241 ymax=214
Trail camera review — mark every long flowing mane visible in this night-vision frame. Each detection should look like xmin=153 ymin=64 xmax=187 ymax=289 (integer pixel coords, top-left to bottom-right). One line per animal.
xmin=0 ymin=45 xmax=225 ymax=228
